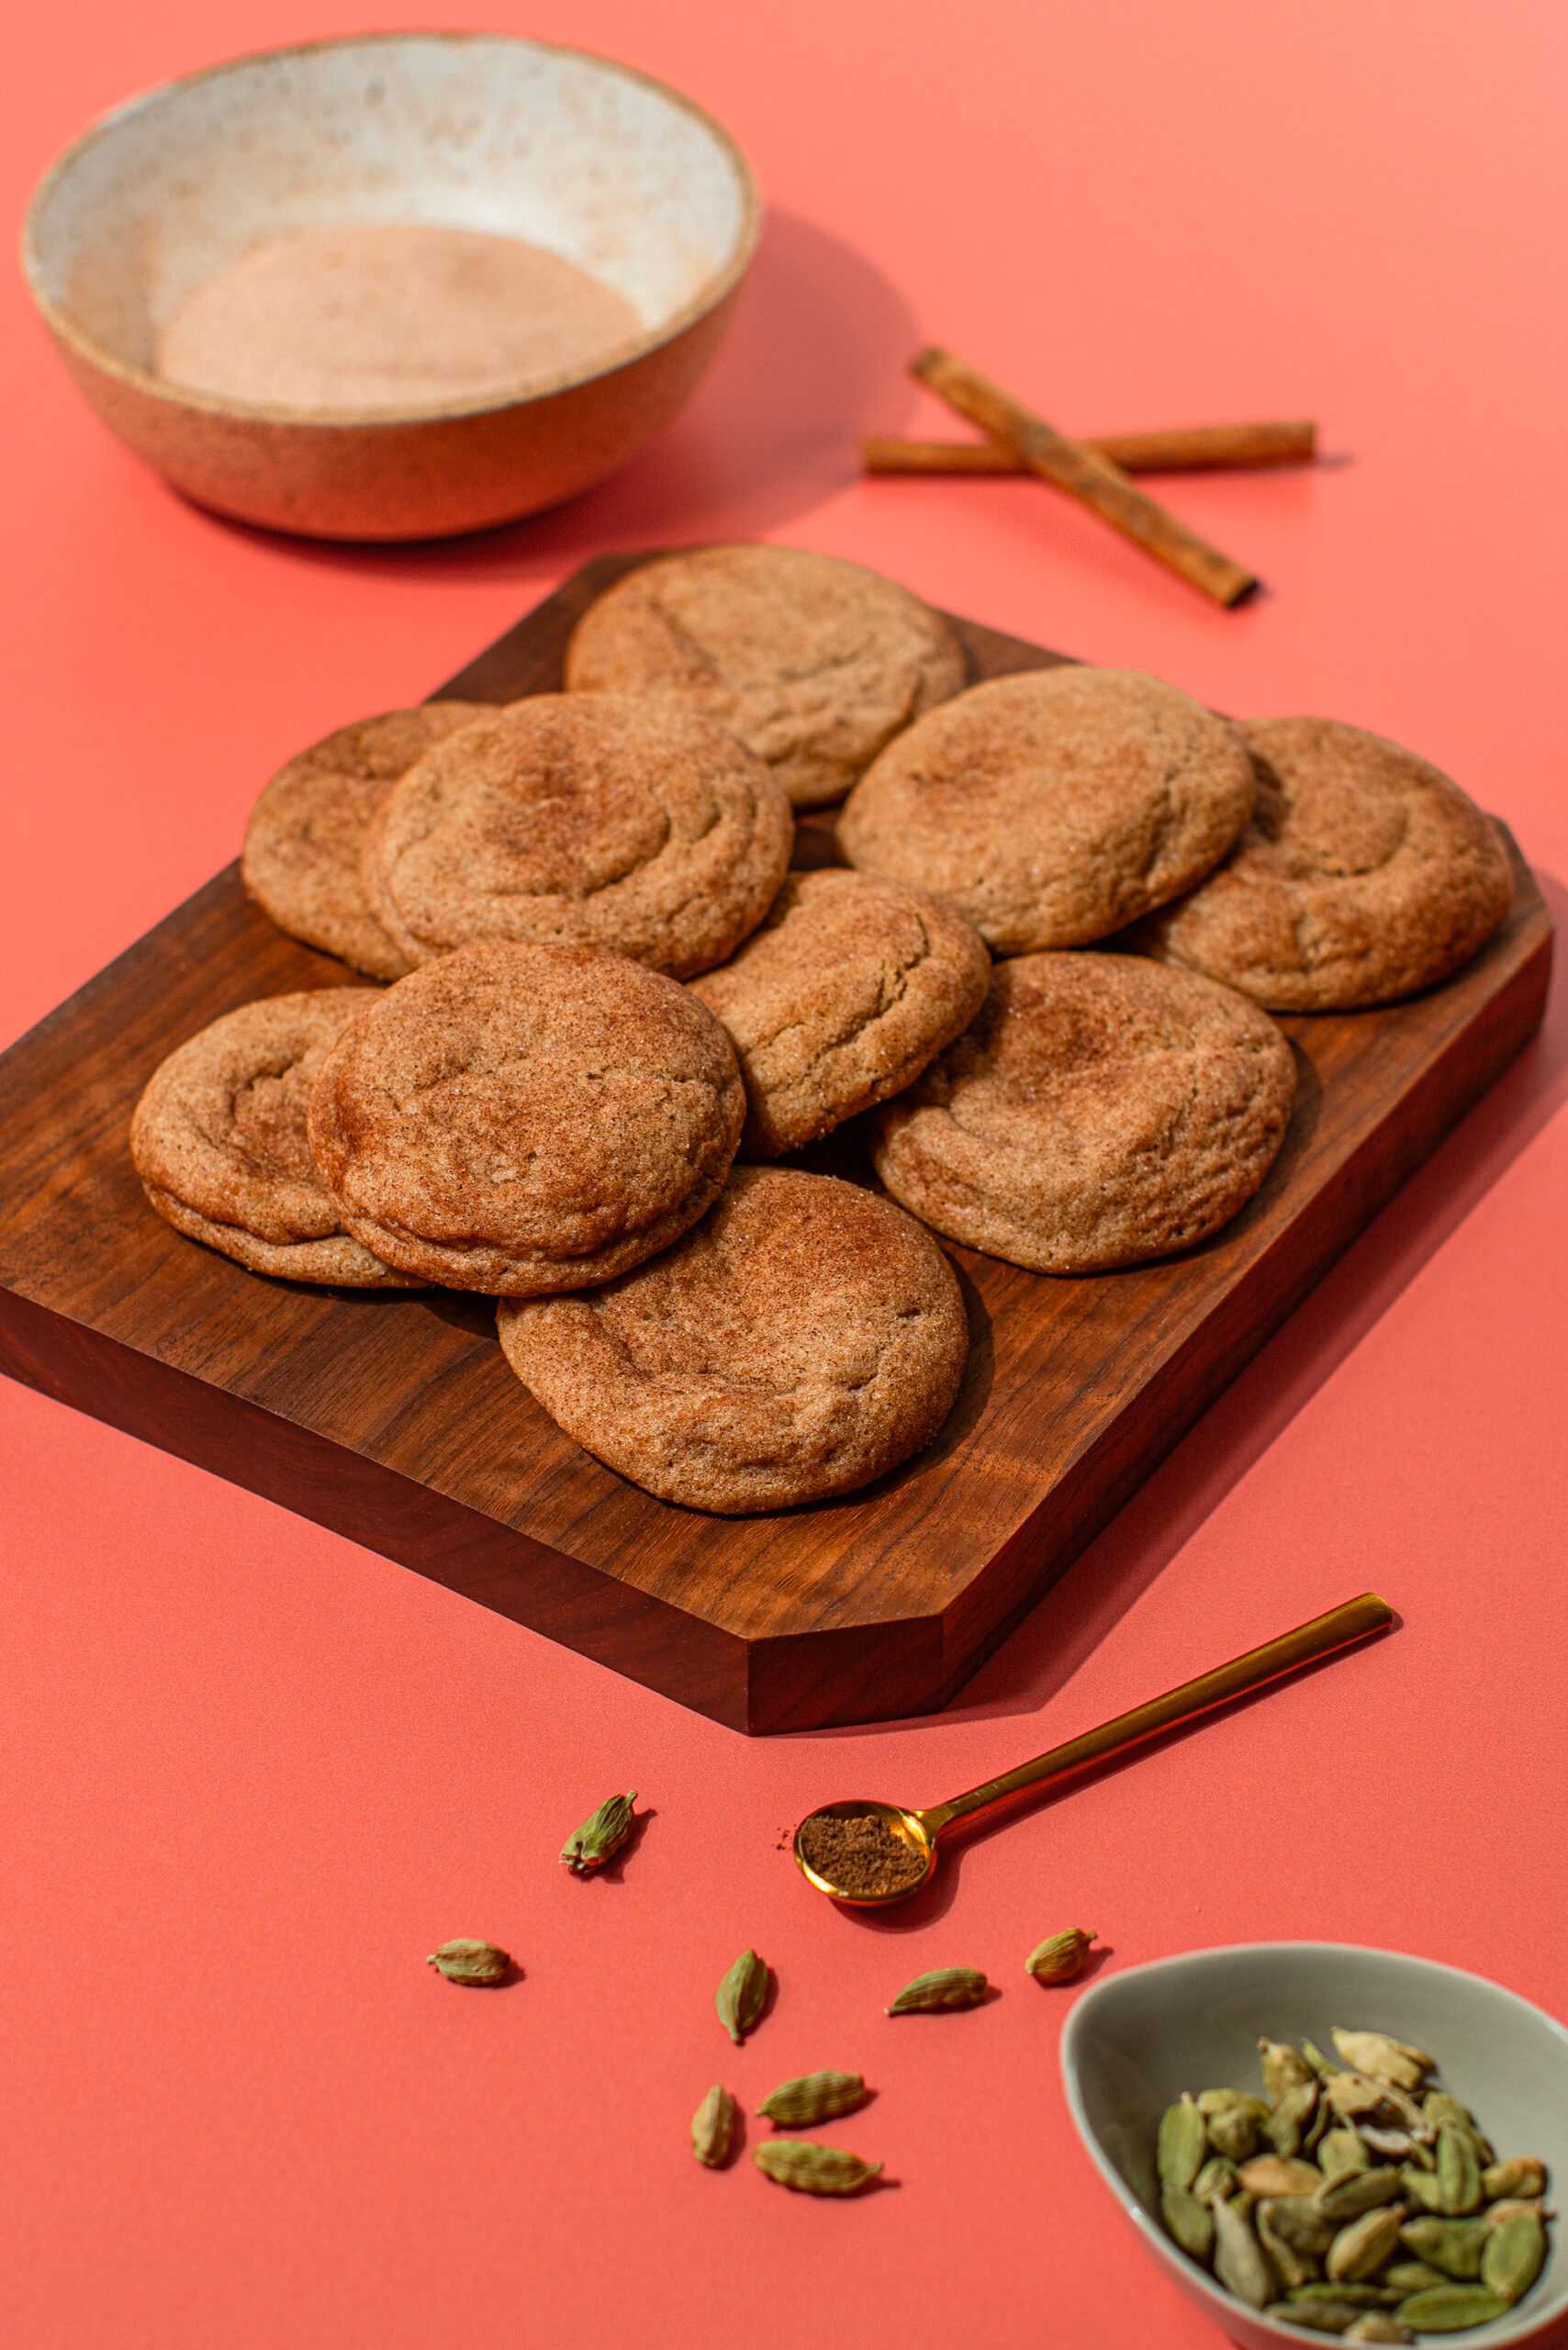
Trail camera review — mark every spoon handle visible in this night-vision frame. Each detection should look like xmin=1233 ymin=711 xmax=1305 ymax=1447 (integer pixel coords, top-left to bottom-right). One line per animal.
xmin=919 ymin=1592 xmax=1394 ymax=1840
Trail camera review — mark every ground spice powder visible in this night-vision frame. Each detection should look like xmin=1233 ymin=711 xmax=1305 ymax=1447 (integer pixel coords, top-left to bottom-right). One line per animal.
xmin=798 ymin=1810 xmax=927 ymax=1896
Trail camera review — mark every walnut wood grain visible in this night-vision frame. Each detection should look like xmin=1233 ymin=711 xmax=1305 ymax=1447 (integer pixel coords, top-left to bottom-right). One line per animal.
xmin=0 ymin=557 xmax=1551 ymax=1730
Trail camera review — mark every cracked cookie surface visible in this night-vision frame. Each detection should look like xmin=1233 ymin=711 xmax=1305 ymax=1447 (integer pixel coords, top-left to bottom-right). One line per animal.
xmin=838 ymin=666 xmax=1255 ymax=953
xmin=496 ymin=1167 xmax=969 ymax=1513
xmin=360 ymin=693 xmax=792 ymax=978
xmin=871 ymin=953 xmax=1296 ymax=1272
xmin=307 ymin=941 xmax=745 ymax=1294
xmin=689 ymin=869 xmax=991 ymax=1156
xmin=563 ymin=545 xmax=968 ymax=810
xmin=130 ymin=988 xmax=415 ymax=1285
xmin=243 ymin=703 xmax=489 ymax=979
xmin=1132 ymin=716 xmax=1513 ymax=1008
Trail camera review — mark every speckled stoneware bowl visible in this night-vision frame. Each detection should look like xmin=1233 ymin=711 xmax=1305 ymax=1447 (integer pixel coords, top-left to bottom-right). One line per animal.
xmin=21 ymin=33 xmax=759 ymax=540
xmin=1061 ymin=1943 xmax=1568 ymax=2349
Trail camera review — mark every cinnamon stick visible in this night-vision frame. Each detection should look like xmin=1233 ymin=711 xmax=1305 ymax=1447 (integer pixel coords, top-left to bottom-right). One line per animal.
xmin=864 ymin=418 xmax=1316 ymax=476
xmin=908 ymin=347 xmax=1260 ymax=608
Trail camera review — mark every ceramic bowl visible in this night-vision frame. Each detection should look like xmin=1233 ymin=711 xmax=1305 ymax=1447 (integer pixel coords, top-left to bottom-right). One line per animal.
xmin=1061 ymin=1942 xmax=1568 ymax=2348
xmin=21 ymin=33 xmax=759 ymax=540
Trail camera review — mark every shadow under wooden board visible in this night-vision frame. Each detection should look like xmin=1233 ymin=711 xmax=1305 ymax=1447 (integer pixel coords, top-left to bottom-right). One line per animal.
xmin=0 ymin=554 xmax=1552 ymax=1732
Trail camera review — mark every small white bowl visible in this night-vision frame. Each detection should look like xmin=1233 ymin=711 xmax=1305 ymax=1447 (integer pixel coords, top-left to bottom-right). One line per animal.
xmin=21 ymin=33 xmax=759 ymax=539
xmin=1061 ymin=1942 xmax=1568 ymax=2348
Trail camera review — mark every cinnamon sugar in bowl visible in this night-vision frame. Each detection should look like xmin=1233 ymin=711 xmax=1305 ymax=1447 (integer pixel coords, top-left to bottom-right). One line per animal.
xmin=22 ymin=34 xmax=758 ymax=540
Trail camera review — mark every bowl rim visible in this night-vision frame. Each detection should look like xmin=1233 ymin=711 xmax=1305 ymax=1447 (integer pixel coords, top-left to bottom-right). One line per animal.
xmin=18 ymin=28 xmax=762 ymax=431
xmin=1059 ymin=1941 xmax=1568 ymax=2349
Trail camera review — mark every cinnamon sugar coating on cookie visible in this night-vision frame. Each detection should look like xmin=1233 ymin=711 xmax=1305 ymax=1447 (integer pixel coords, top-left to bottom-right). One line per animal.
xmin=497 ymin=1167 xmax=969 ymax=1513
xmin=838 ymin=666 xmax=1254 ymax=953
xmin=689 ymin=869 xmax=991 ymax=1156
xmin=1133 ymin=716 xmax=1513 ymax=1008
xmin=307 ymin=941 xmax=745 ymax=1294
xmin=871 ymin=953 xmax=1296 ymax=1273
xmin=243 ymin=703 xmax=489 ymax=979
xmin=564 ymin=545 xmax=968 ymax=810
xmin=130 ymin=988 xmax=415 ymax=1285
xmin=360 ymin=693 xmax=792 ymax=978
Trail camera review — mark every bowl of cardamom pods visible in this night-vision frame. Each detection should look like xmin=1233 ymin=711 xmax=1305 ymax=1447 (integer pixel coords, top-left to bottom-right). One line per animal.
xmin=1059 ymin=1943 xmax=1568 ymax=2346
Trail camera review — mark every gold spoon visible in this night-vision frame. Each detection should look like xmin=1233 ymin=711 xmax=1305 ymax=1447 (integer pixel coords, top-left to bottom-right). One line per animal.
xmin=792 ymin=1592 xmax=1394 ymax=1907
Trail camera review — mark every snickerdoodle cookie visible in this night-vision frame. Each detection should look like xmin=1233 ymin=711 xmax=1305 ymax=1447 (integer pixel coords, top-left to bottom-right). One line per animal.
xmin=130 ymin=989 xmax=415 ymax=1285
xmin=871 ymin=953 xmax=1296 ymax=1273
xmin=563 ymin=545 xmax=968 ymax=809
xmin=359 ymin=694 xmax=792 ymax=978
xmin=838 ymin=666 xmax=1254 ymax=953
xmin=689 ymin=870 xmax=991 ymax=1156
xmin=1133 ymin=716 xmax=1513 ymax=1009
xmin=496 ymin=1167 xmax=969 ymax=1513
xmin=307 ymin=942 xmax=745 ymax=1293
xmin=243 ymin=703 xmax=488 ymax=979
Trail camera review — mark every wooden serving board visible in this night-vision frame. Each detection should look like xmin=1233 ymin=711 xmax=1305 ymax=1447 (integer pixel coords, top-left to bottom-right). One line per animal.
xmin=0 ymin=557 xmax=1551 ymax=1732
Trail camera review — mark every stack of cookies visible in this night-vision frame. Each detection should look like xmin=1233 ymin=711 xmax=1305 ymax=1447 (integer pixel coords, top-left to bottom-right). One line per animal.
xmin=130 ymin=543 xmax=1514 ymax=1516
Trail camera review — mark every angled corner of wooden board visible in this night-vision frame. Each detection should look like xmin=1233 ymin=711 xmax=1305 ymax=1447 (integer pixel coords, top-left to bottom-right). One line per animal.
xmin=0 ymin=557 xmax=1552 ymax=1733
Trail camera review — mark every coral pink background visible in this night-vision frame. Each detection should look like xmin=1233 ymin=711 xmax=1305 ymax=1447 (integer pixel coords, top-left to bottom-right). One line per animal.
xmin=4 ymin=5 xmax=1567 ymax=2344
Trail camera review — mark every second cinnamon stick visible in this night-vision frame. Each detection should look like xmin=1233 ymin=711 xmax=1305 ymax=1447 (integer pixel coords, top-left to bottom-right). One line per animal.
xmin=865 ymin=418 xmax=1316 ymax=476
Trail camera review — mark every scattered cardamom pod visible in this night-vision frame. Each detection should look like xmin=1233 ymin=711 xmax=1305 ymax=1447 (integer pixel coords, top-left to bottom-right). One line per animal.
xmin=1213 ymin=2191 xmax=1277 ymax=2310
xmin=1193 ymin=2154 xmax=1238 ymax=2203
xmin=560 ymin=1788 xmax=637 ymax=1874
xmin=1316 ymin=2166 xmax=1406 ymax=2221
xmin=1397 ymin=2218 xmax=1488 ymax=2280
xmin=1239 ymin=2154 xmax=1324 ymax=2199
xmin=1481 ymin=2210 xmax=1546 ymax=2304
xmin=1321 ymin=2127 xmax=1374 ymax=2182
xmin=1433 ymin=2123 xmax=1484 ymax=2217
xmin=756 ymin=2070 xmax=868 ymax=2126
xmin=1383 ymin=2262 xmax=1448 ymax=2294
xmin=690 ymin=2083 xmax=736 ymax=2168
xmin=1160 ymin=2184 xmax=1215 ymax=2262
xmin=715 ymin=1947 xmax=769 ymax=2044
xmin=1331 ymin=2031 xmax=1435 ymax=2093
xmin=1343 ymin=2318 xmax=1415 ymax=2344
xmin=1392 ymin=2284 xmax=1510 ymax=2333
xmin=1260 ymin=2035 xmax=1317 ymax=2100
xmin=1483 ymin=2157 xmax=1545 ymax=2201
xmin=754 ymin=2139 xmax=881 ymax=2197
xmin=886 ymin=1964 xmax=988 ymax=2015
xmin=1268 ymin=2300 xmax=1369 ymax=2333
xmin=1025 ymin=1926 xmax=1095 ymax=1985
xmin=1157 ymin=2094 xmax=1208 ymax=2192
xmin=1327 ymin=2203 xmax=1407 ymax=2283
xmin=1259 ymin=2199 xmax=1319 ymax=2288
xmin=1267 ymin=2081 xmax=1321 ymax=2158
xmin=1207 ymin=2102 xmax=1261 ymax=2161
xmin=426 ymin=1937 xmax=510 ymax=1986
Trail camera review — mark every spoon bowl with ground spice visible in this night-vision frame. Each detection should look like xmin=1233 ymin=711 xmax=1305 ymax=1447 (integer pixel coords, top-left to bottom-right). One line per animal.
xmin=792 ymin=1595 xmax=1394 ymax=1908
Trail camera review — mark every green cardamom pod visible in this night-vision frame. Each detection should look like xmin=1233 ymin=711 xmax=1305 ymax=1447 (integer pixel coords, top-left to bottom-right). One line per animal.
xmin=1480 ymin=2210 xmax=1546 ymax=2304
xmin=1208 ymin=2102 xmax=1261 ymax=2162
xmin=1194 ymin=2154 xmax=1238 ymax=2203
xmin=1483 ymin=2156 xmax=1546 ymax=2201
xmin=426 ymin=1936 xmax=510 ymax=1986
xmin=1434 ymin=2123 xmax=1483 ymax=2216
xmin=560 ymin=1788 xmax=637 ymax=1874
xmin=1267 ymin=2081 xmax=1321 ymax=2158
xmin=1330 ymin=2031 xmax=1434 ymax=2093
xmin=1213 ymin=2191 xmax=1277 ymax=2311
xmin=690 ymin=2083 xmax=736 ymax=2168
xmin=756 ymin=2069 xmax=868 ymax=2126
xmin=754 ymin=2139 xmax=881 ymax=2196
xmin=886 ymin=1964 xmax=988 ymax=2015
xmin=1486 ymin=2198 xmax=1551 ymax=2225
xmin=1343 ymin=2318 xmax=1416 ymax=2344
xmin=1260 ymin=2035 xmax=1317 ymax=2100
xmin=1265 ymin=2300 xmax=1363 ymax=2333
xmin=1161 ymin=2183 xmax=1215 ymax=2262
xmin=1259 ymin=2199 xmax=1319 ymax=2288
xmin=1303 ymin=2038 xmax=1343 ymax=2079
xmin=1361 ymin=2125 xmax=1426 ymax=2162
xmin=1267 ymin=2195 xmax=1339 ymax=2255
xmin=1291 ymin=2280 xmax=1390 ymax=2306
xmin=1397 ymin=2218 xmax=1489 ymax=2280
xmin=1025 ymin=1926 xmax=1095 ymax=1984
xmin=1157 ymin=2094 xmax=1208 ymax=2191
xmin=1239 ymin=2154 xmax=1324 ymax=2199
xmin=1316 ymin=2167 xmax=1406 ymax=2221
xmin=715 ymin=1947 xmax=769 ymax=2044
xmin=1328 ymin=2203 xmax=1407 ymax=2283
xmin=1383 ymin=2262 xmax=1447 ymax=2294
xmin=1402 ymin=2165 xmax=1452 ymax=2213
xmin=1320 ymin=2127 xmax=1373 ymax=2183
xmin=1392 ymin=2285 xmax=1510 ymax=2333
xmin=1198 ymin=2087 xmax=1271 ymax=2119
xmin=1421 ymin=2092 xmax=1473 ymax=2129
